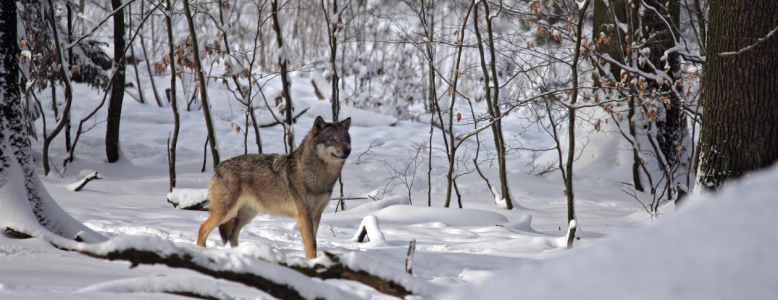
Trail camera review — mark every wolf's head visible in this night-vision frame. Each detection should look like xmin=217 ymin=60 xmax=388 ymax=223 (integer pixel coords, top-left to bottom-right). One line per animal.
xmin=311 ymin=116 xmax=352 ymax=162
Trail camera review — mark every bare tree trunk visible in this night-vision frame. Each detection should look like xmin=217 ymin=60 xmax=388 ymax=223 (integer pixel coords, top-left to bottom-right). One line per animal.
xmin=593 ymin=0 xmax=644 ymax=192
xmin=65 ymin=1 xmax=74 ymax=152
xmin=42 ymin=1 xmax=75 ymax=175
xmin=645 ymin=1 xmax=684 ymax=190
xmin=564 ymin=0 xmax=590 ymax=248
xmin=322 ymin=0 xmax=345 ymax=210
xmin=443 ymin=2 xmax=474 ymax=208
xmin=166 ymin=0 xmax=179 ymax=192
xmin=473 ymin=1 xmax=512 ymax=210
xmin=323 ymin=0 xmax=340 ymax=122
xmin=271 ymin=0 xmax=295 ymax=153
xmin=50 ymin=78 xmax=58 ymax=119
xmin=127 ymin=4 xmax=146 ymax=105
xmin=424 ymin=0 xmax=436 ymax=115
xmin=106 ymin=0 xmax=126 ymax=163
xmin=139 ymin=0 xmax=163 ymax=107
xmin=182 ymin=0 xmax=220 ymax=168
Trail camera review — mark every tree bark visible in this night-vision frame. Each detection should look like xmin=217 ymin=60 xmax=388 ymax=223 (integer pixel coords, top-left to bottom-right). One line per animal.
xmin=106 ymin=0 xmax=126 ymax=163
xmin=698 ymin=0 xmax=778 ymax=190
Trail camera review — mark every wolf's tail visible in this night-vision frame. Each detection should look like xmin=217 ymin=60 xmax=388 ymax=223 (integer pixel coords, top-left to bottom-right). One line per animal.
xmin=218 ymin=217 xmax=237 ymax=246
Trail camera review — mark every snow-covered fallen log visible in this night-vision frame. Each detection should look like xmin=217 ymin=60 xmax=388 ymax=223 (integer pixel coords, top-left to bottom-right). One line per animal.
xmin=74 ymin=237 xmax=358 ymax=300
xmin=7 ymin=227 xmax=440 ymax=299
xmin=166 ymin=188 xmax=209 ymax=210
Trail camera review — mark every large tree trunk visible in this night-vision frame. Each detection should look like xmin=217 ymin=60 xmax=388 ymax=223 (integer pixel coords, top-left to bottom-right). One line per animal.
xmin=106 ymin=0 xmax=126 ymax=163
xmin=698 ymin=0 xmax=778 ymax=190
xmin=0 ymin=0 xmax=104 ymax=242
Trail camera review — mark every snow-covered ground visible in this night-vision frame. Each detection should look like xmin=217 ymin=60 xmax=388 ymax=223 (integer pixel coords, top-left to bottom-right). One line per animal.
xmin=2 ymin=71 xmax=777 ymax=299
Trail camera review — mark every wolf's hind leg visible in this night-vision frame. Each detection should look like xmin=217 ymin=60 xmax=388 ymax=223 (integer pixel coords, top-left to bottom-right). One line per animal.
xmin=226 ymin=206 xmax=259 ymax=247
xmin=198 ymin=212 xmax=228 ymax=247
xmin=198 ymin=183 xmax=239 ymax=247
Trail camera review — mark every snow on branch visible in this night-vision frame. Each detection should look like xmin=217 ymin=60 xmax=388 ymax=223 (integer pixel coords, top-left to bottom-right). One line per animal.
xmin=66 ymin=171 xmax=102 ymax=192
xmin=65 ymin=0 xmax=139 ymax=51
xmin=719 ymin=25 xmax=778 ymax=56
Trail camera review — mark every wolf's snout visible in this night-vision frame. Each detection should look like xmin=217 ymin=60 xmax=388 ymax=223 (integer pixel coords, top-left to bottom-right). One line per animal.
xmin=342 ymin=146 xmax=351 ymax=157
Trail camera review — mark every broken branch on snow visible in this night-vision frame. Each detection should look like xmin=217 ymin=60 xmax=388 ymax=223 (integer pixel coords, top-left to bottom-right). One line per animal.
xmin=66 ymin=171 xmax=102 ymax=192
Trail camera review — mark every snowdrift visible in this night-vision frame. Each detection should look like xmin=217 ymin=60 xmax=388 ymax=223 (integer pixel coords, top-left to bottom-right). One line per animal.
xmin=443 ymin=164 xmax=778 ymax=299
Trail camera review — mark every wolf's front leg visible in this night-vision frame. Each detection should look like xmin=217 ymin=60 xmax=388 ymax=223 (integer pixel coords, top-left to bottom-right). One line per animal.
xmin=295 ymin=210 xmax=318 ymax=258
xmin=313 ymin=213 xmax=322 ymax=237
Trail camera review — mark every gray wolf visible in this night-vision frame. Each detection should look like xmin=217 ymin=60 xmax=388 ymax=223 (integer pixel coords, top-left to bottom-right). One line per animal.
xmin=197 ymin=116 xmax=351 ymax=258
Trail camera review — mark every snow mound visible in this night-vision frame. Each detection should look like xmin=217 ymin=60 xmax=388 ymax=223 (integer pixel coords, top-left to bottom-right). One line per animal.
xmin=77 ymin=276 xmax=236 ymax=300
xmin=0 ymin=154 xmax=105 ymax=243
xmin=442 ymin=164 xmax=778 ymax=299
xmin=347 ymin=195 xmax=410 ymax=213
xmin=350 ymin=215 xmax=386 ymax=244
xmin=497 ymin=214 xmax=536 ymax=232
xmin=371 ymin=206 xmax=509 ymax=227
xmin=338 ymin=251 xmax=444 ymax=297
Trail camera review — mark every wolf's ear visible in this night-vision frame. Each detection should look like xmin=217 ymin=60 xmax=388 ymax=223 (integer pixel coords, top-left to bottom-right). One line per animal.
xmin=313 ymin=116 xmax=327 ymax=133
xmin=339 ymin=117 xmax=351 ymax=130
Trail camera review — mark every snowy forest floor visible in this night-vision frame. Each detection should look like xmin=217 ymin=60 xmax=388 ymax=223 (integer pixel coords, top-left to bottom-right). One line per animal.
xmin=2 ymin=73 xmax=776 ymax=299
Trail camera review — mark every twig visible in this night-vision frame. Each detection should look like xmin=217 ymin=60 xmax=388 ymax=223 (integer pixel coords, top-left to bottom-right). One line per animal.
xmin=330 ymin=197 xmax=368 ymax=201
xmin=356 ymin=140 xmax=384 ymax=165
xmin=258 ymin=107 xmax=310 ymax=128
